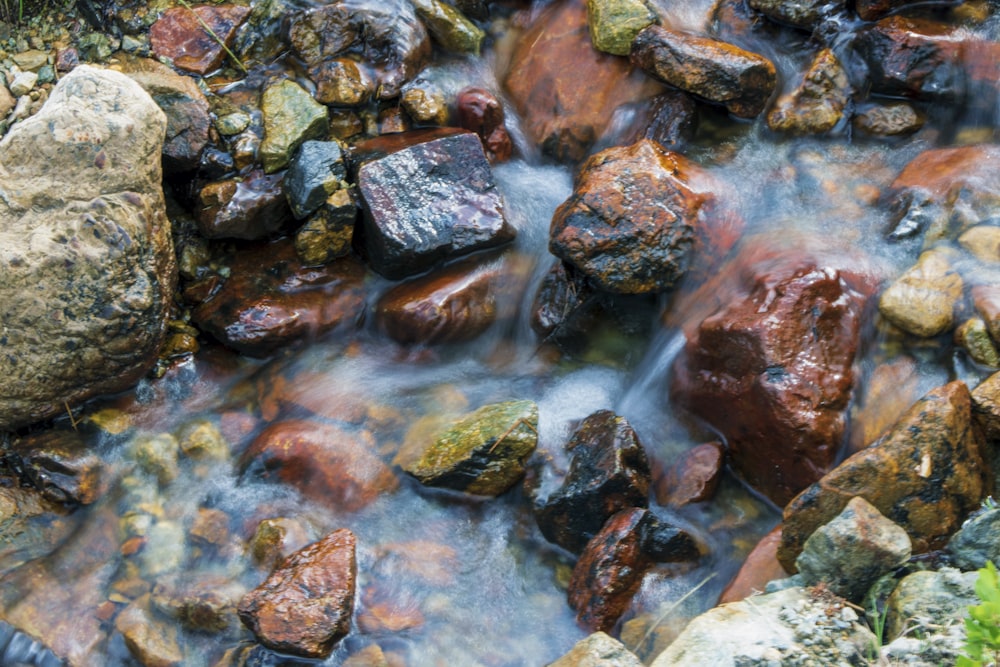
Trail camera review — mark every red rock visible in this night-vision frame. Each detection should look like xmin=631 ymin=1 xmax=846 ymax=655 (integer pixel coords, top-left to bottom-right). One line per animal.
xmin=456 ymin=87 xmax=512 ymax=163
xmin=238 ymin=529 xmax=357 ymax=659
xmin=150 ymin=4 xmax=250 ymax=76
xmin=55 ymin=47 xmax=79 ymax=72
xmin=718 ymin=525 xmax=787 ymax=604
xmin=196 ymin=170 xmax=292 ymax=240
xmin=241 ymin=420 xmax=398 ymax=512
xmin=656 ymin=441 xmax=724 ymax=507
xmin=503 ymin=0 xmax=662 ymax=162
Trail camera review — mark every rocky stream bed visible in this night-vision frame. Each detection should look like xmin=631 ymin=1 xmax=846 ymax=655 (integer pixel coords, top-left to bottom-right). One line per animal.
xmin=4 ymin=0 xmax=1000 ymax=665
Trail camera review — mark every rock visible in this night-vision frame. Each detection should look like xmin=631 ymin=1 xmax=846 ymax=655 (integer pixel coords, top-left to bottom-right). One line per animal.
xmin=504 ymin=0 xmax=663 ymax=161
xmin=546 ymin=631 xmax=643 ymax=667
xmin=955 ymin=318 xmax=1000 ymax=367
xmin=456 ymin=87 xmax=512 ymax=163
xmin=974 ymin=285 xmax=1000 ymax=345
xmin=233 ymin=0 xmax=298 ymax=64
xmin=149 ymin=4 xmax=250 ymax=76
xmin=778 ymin=381 xmax=992 ymax=571
xmin=285 ymin=141 xmax=348 ymax=221
xmin=0 ymin=85 xmax=14 ymax=118
xmin=177 ymin=420 xmax=229 ymax=462
xmin=878 ymin=248 xmax=963 ymax=337
xmin=650 ymin=586 xmax=875 ymax=666
xmin=114 ymin=594 xmax=185 ymax=667
xmin=288 ymin=0 xmax=431 ymax=104
xmin=189 ymin=508 xmax=232 ymax=553
xmin=196 ymin=170 xmax=292 ymax=240
xmin=856 ymin=0 xmax=944 ymax=20
xmin=670 ymin=244 xmax=875 ymax=506
xmin=549 ymin=140 xmax=739 ymax=295
xmin=260 ymin=80 xmax=328 ymax=174
xmin=746 ymin=0 xmax=839 ymax=30
xmin=947 ymin=507 xmax=1000 ymax=570
xmin=411 ymin=0 xmax=484 ymax=54
xmin=294 ymin=190 xmax=358 ymax=266
xmin=622 ymin=90 xmax=698 ymax=152
xmin=241 ymin=420 xmax=397 ymax=512
xmin=718 ymin=525 xmax=788 ymax=604
xmin=534 ymin=410 xmax=651 ymax=554
xmin=795 ymin=496 xmax=911 ymax=603
xmin=190 ymin=240 xmax=367 ymax=357
xmin=394 ymin=400 xmax=538 ymax=496
xmin=8 ymin=71 xmax=37 ymax=97
xmin=215 ymin=112 xmax=250 ymax=137
xmin=630 ymin=24 xmax=777 ymax=118
xmin=586 ymin=0 xmax=659 ymax=56
xmin=0 ymin=66 xmax=174 ymax=431
xmin=353 ymin=128 xmax=515 ymax=279
xmin=852 ymin=102 xmax=924 ymax=137
xmin=12 ymin=50 xmax=49 ymax=72
xmin=655 ymin=441 xmax=724 ymax=507
xmin=401 ymin=86 xmax=450 ymax=126
xmin=766 ymin=48 xmax=849 ymax=135
xmin=249 ymin=517 xmax=315 ymax=571
xmin=1 ymin=429 xmax=104 ymax=505
xmin=959 ymin=225 xmax=1000 ymax=264
xmin=972 ymin=371 xmax=1000 ymax=442
xmin=238 ymin=528 xmax=357 ymax=659
xmin=115 ymin=57 xmax=210 ymax=174
xmin=531 ymin=260 xmax=598 ymax=340
xmin=151 ymin=574 xmax=245 ymax=635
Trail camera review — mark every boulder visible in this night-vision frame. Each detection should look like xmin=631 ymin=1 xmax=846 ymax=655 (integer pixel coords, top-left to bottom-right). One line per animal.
xmin=630 ymin=24 xmax=776 ymax=118
xmin=353 ymin=128 xmax=515 ymax=279
xmin=778 ymin=381 xmax=992 ymax=571
xmin=0 ymin=66 xmax=174 ymax=431
xmin=766 ymin=48 xmax=849 ymax=136
xmin=670 ymin=244 xmax=875 ymax=506
xmin=260 ymin=80 xmax=328 ymax=174
xmin=149 ymin=4 xmax=250 ymax=76
xmin=546 ymin=632 xmax=643 ymax=667
xmin=195 ymin=170 xmax=292 ymax=240
xmin=238 ymin=528 xmax=357 ymax=659
xmin=655 ymin=441 xmax=724 ymax=507
xmin=878 ymin=248 xmax=963 ymax=337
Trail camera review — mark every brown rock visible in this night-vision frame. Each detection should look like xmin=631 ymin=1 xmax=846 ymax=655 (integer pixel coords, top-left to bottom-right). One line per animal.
xmin=656 ymin=441 xmax=724 ymax=507
xmin=767 ymin=49 xmax=849 ymax=136
xmin=852 ymin=102 xmax=924 ymax=137
xmin=2 ymin=429 xmax=104 ymax=505
xmin=504 ymin=0 xmax=662 ymax=162
xmin=973 ymin=284 xmax=1000 ymax=344
xmin=238 ymin=528 xmax=357 ymax=659
xmin=150 ymin=4 xmax=250 ymax=76
xmin=631 ymin=24 xmax=777 ymax=118
xmin=972 ymin=371 xmax=1000 ymax=443
xmin=196 ymin=170 xmax=292 ymax=240
xmin=847 ymin=356 xmax=923 ymax=454
xmin=856 ymin=0 xmax=945 ymax=20
xmin=456 ymin=87 xmax=512 ymax=163
xmin=671 ymin=244 xmax=875 ymax=506
xmin=115 ymin=595 xmax=184 ymax=667
xmin=241 ymin=420 xmax=398 ymax=512
xmin=718 ymin=525 xmax=787 ymax=604
xmin=778 ymin=381 xmax=992 ymax=571
xmin=190 ymin=240 xmax=368 ymax=357
xmin=622 ymin=90 xmax=698 ymax=152
xmin=249 ymin=517 xmax=315 ymax=570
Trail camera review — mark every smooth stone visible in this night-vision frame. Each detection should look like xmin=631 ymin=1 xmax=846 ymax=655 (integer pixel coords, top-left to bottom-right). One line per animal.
xmin=260 ymin=80 xmax=328 ymax=174
xmin=766 ymin=48 xmax=849 ymax=136
xmin=959 ymin=225 xmax=1000 ymax=264
xmin=114 ymin=594 xmax=184 ymax=667
xmin=878 ymin=248 xmax=963 ymax=337
xmin=456 ymin=87 xmax=512 ymax=163
xmin=621 ymin=90 xmax=698 ymax=152
xmin=196 ymin=170 xmax=291 ymax=240
xmin=249 ymin=517 xmax=315 ymax=571
xmin=8 ymin=70 xmax=36 ymax=97
xmin=718 ymin=525 xmax=788 ymax=604
xmin=149 ymin=4 xmax=250 ymax=75
xmin=973 ymin=284 xmax=1000 ymax=345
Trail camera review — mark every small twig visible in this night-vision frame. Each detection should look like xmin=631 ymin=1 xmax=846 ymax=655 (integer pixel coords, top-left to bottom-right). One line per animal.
xmin=177 ymin=0 xmax=247 ymax=74
xmin=487 ymin=417 xmax=538 ymax=453
xmin=64 ymin=401 xmax=78 ymax=431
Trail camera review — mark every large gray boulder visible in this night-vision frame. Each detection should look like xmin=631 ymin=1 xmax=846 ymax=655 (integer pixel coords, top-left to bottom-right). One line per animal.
xmin=0 ymin=65 xmax=173 ymax=430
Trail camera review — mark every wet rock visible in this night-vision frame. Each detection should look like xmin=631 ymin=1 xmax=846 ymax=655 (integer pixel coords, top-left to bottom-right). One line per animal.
xmin=630 ymin=24 xmax=777 ymax=118
xmin=778 ymin=381 xmax=992 ymax=571
xmin=195 ymin=170 xmax=292 ymax=240
xmin=1 ymin=430 xmax=104 ymax=505
xmin=795 ymin=496 xmax=911 ymax=603
xmin=294 ymin=190 xmax=358 ymax=266
xmin=747 ymin=0 xmax=840 ymax=30
xmin=114 ymin=594 xmax=184 ymax=667
xmin=955 ymin=317 xmax=1000 ymax=367
xmin=671 ymin=244 xmax=875 ymax=506
xmin=131 ymin=432 xmax=180 ymax=486
xmin=852 ymin=102 xmax=924 ymax=137
xmin=456 ymin=87 xmax=512 ymax=163
xmin=0 ymin=66 xmax=173 ymax=431
xmin=353 ymin=128 xmax=515 ymax=279
xmin=855 ymin=0 xmax=943 ymax=20
xmin=288 ymin=0 xmax=431 ymax=104
xmin=238 ymin=528 xmax=357 ymax=659
xmin=767 ymin=49 xmax=849 ymax=135
xmin=623 ymin=90 xmax=698 ymax=151
xmin=587 ymin=0 xmax=660 ymax=56
xmin=411 ymin=0 xmax=484 ymax=54
xmin=547 ymin=631 xmax=643 ymax=667
xmin=880 ymin=568 xmax=975 ymax=664
xmin=959 ymin=224 xmax=1000 ymax=264
xmin=878 ymin=248 xmax=963 ymax=337
xmin=285 ymin=140 xmax=349 ymax=221
xmin=233 ymin=0 xmax=298 ymax=64
xmin=972 ymin=371 xmax=1000 ymax=442
xmin=115 ymin=57 xmax=210 ymax=174
xmin=149 ymin=4 xmax=250 ymax=76
xmin=249 ymin=517 xmax=314 ymax=571
xmin=190 ymin=240 xmax=367 ymax=357
xmin=974 ymin=285 xmax=1000 ymax=345
xmin=394 ymin=400 xmax=538 ymax=496
xmin=534 ymin=410 xmax=651 ymax=554
xmin=151 ymin=574 xmax=245 ymax=635
xmin=649 ymin=586 xmax=875 ymax=666
xmin=177 ymin=420 xmax=229 ymax=462
xmin=260 ymin=80 xmax=328 ymax=174
xmin=549 ymin=140 xmax=736 ymax=294
xmin=241 ymin=420 xmax=397 ymax=511
xmin=504 ymin=0 xmax=663 ymax=161
xmin=655 ymin=441 xmax=724 ymax=507
xmin=401 ymin=86 xmax=450 ymax=126
xmin=718 ymin=525 xmax=788 ymax=604
xmin=531 ymin=260 xmax=597 ymax=340
xmin=947 ymin=507 xmax=1000 ymax=570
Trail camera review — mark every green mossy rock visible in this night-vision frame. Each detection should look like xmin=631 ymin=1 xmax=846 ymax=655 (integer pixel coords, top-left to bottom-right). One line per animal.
xmin=587 ymin=0 xmax=658 ymax=56
xmin=411 ymin=0 xmax=485 ymax=55
xmin=260 ymin=80 xmax=328 ymax=174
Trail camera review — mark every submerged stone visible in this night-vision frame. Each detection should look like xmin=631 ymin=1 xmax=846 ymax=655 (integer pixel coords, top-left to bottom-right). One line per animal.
xmin=766 ymin=48 xmax=849 ymax=136
xmin=284 ymin=140 xmax=349 ymax=221
xmin=656 ymin=441 xmax=724 ymax=507
xmin=2 ymin=430 xmax=104 ymax=505
xmin=878 ymin=248 xmax=963 ymax=337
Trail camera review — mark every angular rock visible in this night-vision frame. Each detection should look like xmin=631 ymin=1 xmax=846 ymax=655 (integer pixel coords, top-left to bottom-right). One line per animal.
xmin=534 ymin=410 xmax=651 ymax=554
xmin=631 ymin=24 xmax=777 ymax=118
xmin=353 ymin=128 xmax=515 ymax=279
xmin=766 ymin=48 xmax=849 ymax=135
xmin=0 ymin=66 xmax=173 ymax=431
xmin=504 ymin=0 xmax=663 ymax=161
xmin=401 ymin=85 xmax=450 ymax=126
xmin=288 ymin=0 xmax=431 ymax=104
xmin=549 ymin=140 xmax=739 ymax=294
xmin=456 ymin=87 xmax=512 ymax=163
xmin=972 ymin=371 xmax=1000 ymax=442
xmin=294 ymin=190 xmax=358 ymax=266
xmin=114 ymin=594 xmax=185 ymax=667
xmin=795 ymin=496 xmax=911 ymax=603
xmin=285 ymin=141 xmax=348 ymax=221
xmin=411 ymin=0 xmax=484 ymax=54
xmin=878 ymin=248 xmax=962 ymax=337
xmin=947 ymin=507 xmax=1000 ymax=571
xmin=671 ymin=244 xmax=875 ymax=506
xmin=238 ymin=528 xmax=357 ymax=659
xmin=718 ymin=525 xmax=788 ymax=604
xmin=190 ymin=240 xmax=367 ymax=357
xmin=656 ymin=441 xmax=724 ymax=507
xmin=241 ymin=420 xmax=397 ymax=512
xmin=587 ymin=0 xmax=659 ymax=56
xmin=149 ymin=4 xmax=250 ymax=76
xmin=881 ymin=568 xmax=976 ymax=664
xmin=746 ymin=0 xmax=841 ymax=30
xmin=196 ymin=170 xmax=292 ymax=240
xmin=852 ymin=102 xmax=924 ymax=137
xmin=547 ymin=631 xmax=643 ymax=667
xmin=394 ymin=400 xmax=538 ymax=496
xmin=974 ymin=285 xmax=1000 ymax=345
xmin=260 ymin=80 xmax=328 ymax=174
xmin=1 ymin=429 xmax=104 ymax=505
xmin=778 ymin=381 xmax=992 ymax=571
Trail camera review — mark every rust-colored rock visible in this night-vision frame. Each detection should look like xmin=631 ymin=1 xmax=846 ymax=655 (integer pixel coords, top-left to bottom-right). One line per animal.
xmin=655 ymin=441 xmax=724 ymax=508
xmin=456 ymin=87 xmax=512 ymax=163
xmin=503 ymin=0 xmax=662 ymax=162
xmin=778 ymin=381 xmax=992 ymax=571
xmin=670 ymin=243 xmax=876 ymax=506
xmin=190 ymin=240 xmax=367 ymax=357
xmin=238 ymin=528 xmax=357 ymax=659
xmin=631 ymin=24 xmax=777 ymax=118
xmin=718 ymin=525 xmax=787 ymax=604
xmin=2 ymin=429 xmax=104 ymax=505
xmin=150 ymin=4 xmax=250 ymax=76
xmin=196 ymin=170 xmax=292 ymax=240
xmin=241 ymin=420 xmax=398 ymax=512
xmin=766 ymin=49 xmax=849 ymax=136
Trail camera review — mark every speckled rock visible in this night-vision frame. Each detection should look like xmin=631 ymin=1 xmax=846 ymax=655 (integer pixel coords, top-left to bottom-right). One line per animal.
xmin=879 ymin=248 xmax=963 ymax=337
xmin=411 ymin=0 xmax=484 ymax=54
xmin=767 ymin=49 xmax=849 ymax=135
xmin=586 ymin=0 xmax=659 ymax=56
xmin=394 ymin=400 xmax=538 ymax=496
xmin=547 ymin=632 xmax=643 ymax=667
xmin=946 ymin=507 xmax=1000 ymax=570
xmin=955 ymin=318 xmax=1000 ymax=367
xmin=0 ymin=66 xmax=174 ymax=431
xmin=150 ymin=4 xmax=250 ymax=76
xmin=852 ymin=102 xmax=924 ymax=137
xmin=260 ymin=80 xmax=328 ymax=174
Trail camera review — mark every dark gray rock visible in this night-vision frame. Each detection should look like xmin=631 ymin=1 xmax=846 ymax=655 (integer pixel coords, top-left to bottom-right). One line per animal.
xmin=285 ymin=140 xmax=349 ymax=221
xmin=947 ymin=507 xmax=1000 ymax=571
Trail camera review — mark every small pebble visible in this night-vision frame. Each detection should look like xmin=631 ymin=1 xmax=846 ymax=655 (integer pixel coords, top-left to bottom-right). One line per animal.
xmin=9 ymin=70 xmax=37 ymax=96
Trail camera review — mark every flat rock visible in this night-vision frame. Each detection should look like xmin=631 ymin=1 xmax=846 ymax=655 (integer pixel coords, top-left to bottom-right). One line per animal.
xmin=150 ymin=4 xmax=249 ymax=76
